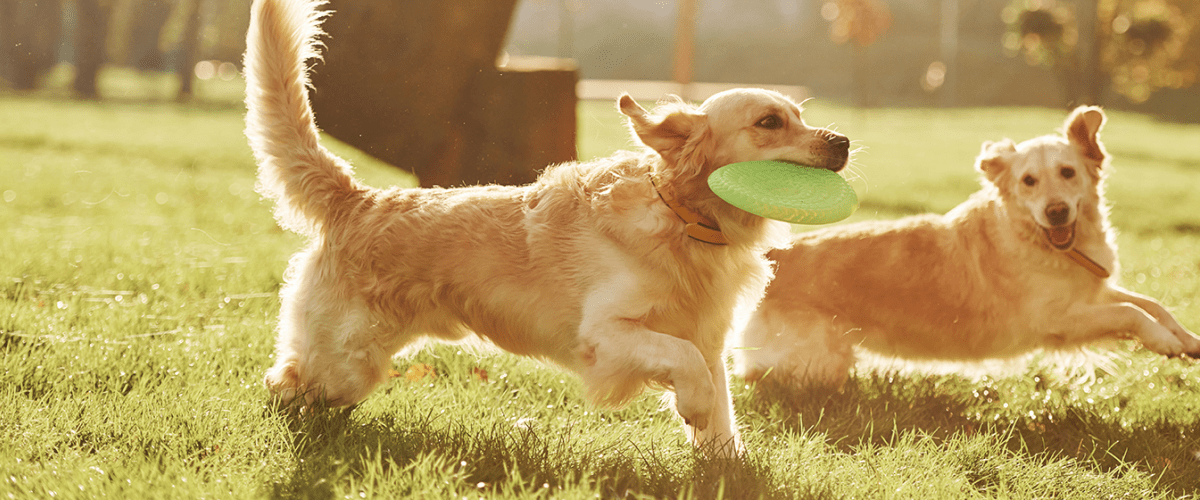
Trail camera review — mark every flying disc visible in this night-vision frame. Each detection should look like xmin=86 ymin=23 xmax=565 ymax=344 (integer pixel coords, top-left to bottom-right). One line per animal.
xmin=708 ymin=160 xmax=857 ymax=224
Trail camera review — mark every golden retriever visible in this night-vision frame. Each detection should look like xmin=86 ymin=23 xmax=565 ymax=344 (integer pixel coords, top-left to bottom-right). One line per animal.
xmin=736 ymin=106 xmax=1200 ymax=387
xmin=243 ymin=0 xmax=850 ymax=455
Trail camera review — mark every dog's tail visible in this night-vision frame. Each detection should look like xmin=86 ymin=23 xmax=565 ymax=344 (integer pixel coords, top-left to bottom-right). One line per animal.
xmin=243 ymin=0 xmax=362 ymax=236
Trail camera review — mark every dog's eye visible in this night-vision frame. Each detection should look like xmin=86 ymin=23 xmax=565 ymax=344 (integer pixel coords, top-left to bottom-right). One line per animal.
xmin=1061 ymin=167 xmax=1076 ymax=179
xmin=755 ymin=115 xmax=783 ymax=130
xmin=1022 ymin=175 xmax=1037 ymax=187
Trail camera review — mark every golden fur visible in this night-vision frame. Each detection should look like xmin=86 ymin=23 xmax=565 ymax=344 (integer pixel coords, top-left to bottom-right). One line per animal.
xmin=737 ymin=106 xmax=1200 ymax=386
xmin=243 ymin=0 xmax=850 ymax=455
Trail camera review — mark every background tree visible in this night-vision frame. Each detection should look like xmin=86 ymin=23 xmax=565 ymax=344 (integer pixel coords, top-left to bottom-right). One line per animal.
xmin=72 ymin=0 xmax=115 ymax=99
xmin=1098 ymin=0 xmax=1197 ymax=103
xmin=175 ymin=0 xmax=203 ymax=100
xmin=821 ymin=0 xmax=893 ymax=107
xmin=0 ymin=0 xmax=64 ymax=90
xmin=1004 ymin=0 xmax=1198 ymax=105
xmin=122 ymin=0 xmax=175 ymax=70
xmin=309 ymin=0 xmax=577 ymax=188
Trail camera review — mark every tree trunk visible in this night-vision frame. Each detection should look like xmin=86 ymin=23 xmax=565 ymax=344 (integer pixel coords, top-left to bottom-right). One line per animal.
xmin=3 ymin=0 xmax=63 ymax=90
xmin=853 ymin=46 xmax=868 ymax=107
xmin=72 ymin=0 xmax=112 ymax=99
xmin=176 ymin=0 xmax=204 ymax=100
xmin=310 ymin=0 xmax=577 ymax=188
xmin=128 ymin=0 xmax=173 ymax=70
xmin=1074 ymin=0 xmax=1102 ymax=105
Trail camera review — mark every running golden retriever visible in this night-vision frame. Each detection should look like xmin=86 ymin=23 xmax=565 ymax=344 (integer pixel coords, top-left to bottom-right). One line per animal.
xmin=737 ymin=106 xmax=1200 ymax=386
xmin=243 ymin=0 xmax=850 ymax=455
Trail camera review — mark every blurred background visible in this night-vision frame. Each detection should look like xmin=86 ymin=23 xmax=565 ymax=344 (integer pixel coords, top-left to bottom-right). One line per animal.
xmin=3 ymin=0 xmax=1197 ymax=110
xmin=509 ymin=0 xmax=1199 ymax=116
xmin=2 ymin=0 xmax=1197 ymax=184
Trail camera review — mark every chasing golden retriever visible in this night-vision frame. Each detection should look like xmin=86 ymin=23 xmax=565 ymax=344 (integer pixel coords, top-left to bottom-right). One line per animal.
xmin=243 ymin=0 xmax=850 ymax=455
xmin=736 ymin=106 xmax=1200 ymax=387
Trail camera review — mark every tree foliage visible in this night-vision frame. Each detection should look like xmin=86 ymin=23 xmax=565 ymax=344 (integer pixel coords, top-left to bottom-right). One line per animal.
xmin=1004 ymin=0 xmax=1199 ymax=103
xmin=822 ymin=0 xmax=893 ymax=47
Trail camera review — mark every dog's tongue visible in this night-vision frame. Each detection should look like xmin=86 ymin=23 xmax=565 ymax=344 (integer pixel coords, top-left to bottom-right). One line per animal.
xmin=1048 ymin=225 xmax=1073 ymax=247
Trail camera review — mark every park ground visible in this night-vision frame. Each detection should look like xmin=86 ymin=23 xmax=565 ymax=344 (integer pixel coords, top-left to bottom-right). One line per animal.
xmin=4 ymin=71 xmax=1200 ymax=498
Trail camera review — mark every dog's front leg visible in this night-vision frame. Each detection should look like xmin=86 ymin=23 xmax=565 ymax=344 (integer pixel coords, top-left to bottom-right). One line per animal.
xmin=1060 ymin=301 xmax=1193 ymax=357
xmin=1107 ymin=286 xmax=1200 ymax=356
xmin=576 ymin=275 xmax=720 ymax=449
xmin=687 ymin=358 xmax=745 ymax=457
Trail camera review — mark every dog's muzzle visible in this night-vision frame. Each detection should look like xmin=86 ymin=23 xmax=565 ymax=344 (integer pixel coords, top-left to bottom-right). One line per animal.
xmin=1043 ymin=222 xmax=1076 ymax=250
xmin=1043 ymin=202 xmax=1075 ymax=250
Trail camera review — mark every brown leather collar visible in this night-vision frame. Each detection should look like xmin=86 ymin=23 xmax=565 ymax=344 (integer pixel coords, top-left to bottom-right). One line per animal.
xmin=650 ymin=175 xmax=727 ymax=245
xmin=1064 ymin=248 xmax=1110 ymax=278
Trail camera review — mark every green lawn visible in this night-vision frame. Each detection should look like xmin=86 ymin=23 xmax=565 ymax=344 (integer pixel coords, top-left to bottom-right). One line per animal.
xmin=4 ymin=76 xmax=1200 ymax=499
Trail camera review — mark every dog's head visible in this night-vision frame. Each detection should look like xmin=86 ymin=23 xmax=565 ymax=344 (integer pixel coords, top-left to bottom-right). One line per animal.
xmin=975 ymin=106 xmax=1109 ymax=251
xmin=617 ymin=88 xmax=850 ymax=189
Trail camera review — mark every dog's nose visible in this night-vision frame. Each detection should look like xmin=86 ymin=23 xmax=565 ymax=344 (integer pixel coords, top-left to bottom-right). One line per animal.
xmin=825 ymin=133 xmax=850 ymax=171
xmin=828 ymin=134 xmax=850 ymax=156
xmin=1045 ymin=202 xmax=1071 ymax=226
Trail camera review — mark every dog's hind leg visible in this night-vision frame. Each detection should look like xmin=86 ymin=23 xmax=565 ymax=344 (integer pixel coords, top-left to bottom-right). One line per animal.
xmin=736 ymin=308 xmax=855 ymax=388
xmin=265 ymin=249 xmax=411 ymax=407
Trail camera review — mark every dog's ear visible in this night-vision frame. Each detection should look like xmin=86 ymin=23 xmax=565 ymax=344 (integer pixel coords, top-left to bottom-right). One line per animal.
xmin=975 ymin=139 xmax=1016 ymax=183
xmin=618 ymin=94 xmax=709 ymax=165
xmin=1064 ymin=105 xmax=1108 ymax=170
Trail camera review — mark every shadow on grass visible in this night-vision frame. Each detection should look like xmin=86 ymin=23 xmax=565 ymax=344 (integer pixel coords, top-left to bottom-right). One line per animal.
xmin=741 ymin=371 xmax=1200 ymax=496
xmin=265 ymin=403 xmax=834 ymax=500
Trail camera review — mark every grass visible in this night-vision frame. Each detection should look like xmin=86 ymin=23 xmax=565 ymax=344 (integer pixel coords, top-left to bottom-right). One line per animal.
xmin=4 ymin=71 xmax=1200 ymax=499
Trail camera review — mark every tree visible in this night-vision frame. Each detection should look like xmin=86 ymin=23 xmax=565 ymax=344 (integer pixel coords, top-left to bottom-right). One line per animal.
xmin=1003 ymin=0 xmax=1198 ymax=104
xmin=175 ymin=0 xmax=203 ymax=100
xmin=124 ymin=0 xmax=174 ymax=70
xmin=1098 ymin=0 xmax=1197 ymax=103
xmin=0 ymin=0 xmax=64 ymax=90
xmin=821 ymin=0 xmax=893 ymax=106
xmin=309 ymin=0 xmax=577 ymax=188
xmin=72 ymin=0 xmax=115 ymax=99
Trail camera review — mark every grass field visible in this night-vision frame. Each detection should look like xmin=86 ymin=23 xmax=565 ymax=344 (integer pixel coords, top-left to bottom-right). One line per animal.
xmin=4 ymin=73 xmax=1200 ymax=499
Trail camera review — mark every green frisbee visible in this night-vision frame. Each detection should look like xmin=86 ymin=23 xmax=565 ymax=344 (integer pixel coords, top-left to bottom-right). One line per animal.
xmin=708 ymin=160 xmax=858 ymax=224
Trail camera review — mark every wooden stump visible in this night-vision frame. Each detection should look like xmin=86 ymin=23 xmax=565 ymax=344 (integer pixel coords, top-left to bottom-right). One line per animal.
xmin=310 ymin=0 xmax=578 ymax=188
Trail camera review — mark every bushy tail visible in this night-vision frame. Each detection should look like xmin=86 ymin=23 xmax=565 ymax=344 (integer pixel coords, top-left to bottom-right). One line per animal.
xmin=243 ymin=0 xmax=361 ymax=236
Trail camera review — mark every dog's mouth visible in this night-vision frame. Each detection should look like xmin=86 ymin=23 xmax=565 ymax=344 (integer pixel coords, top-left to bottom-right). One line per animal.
xmin=1042 ymin=222 xmax=1076 ymax=251
xmin=777 ymin=159 xmax=844 ymax=172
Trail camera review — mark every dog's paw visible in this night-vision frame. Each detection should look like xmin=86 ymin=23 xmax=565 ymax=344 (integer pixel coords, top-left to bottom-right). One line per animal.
xmin=1140 ymin=327 xmax=1188 ymax=358
xmin=673 ymin=377 xmax=716 ymax=432
xmin=265 ymin=362 xmax=303 ymax=405
xmin=1170 ymin=326 xmax=1200 ymax=359
xmin=699 ymin=434 xmax=746 ymax=459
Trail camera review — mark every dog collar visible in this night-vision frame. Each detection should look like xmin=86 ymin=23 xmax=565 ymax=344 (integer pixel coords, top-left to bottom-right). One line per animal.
xmin=650 ymin=175 xmax=728 ymax=245
xmin=1064 ymin=248 xmax=1110 ymax=279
